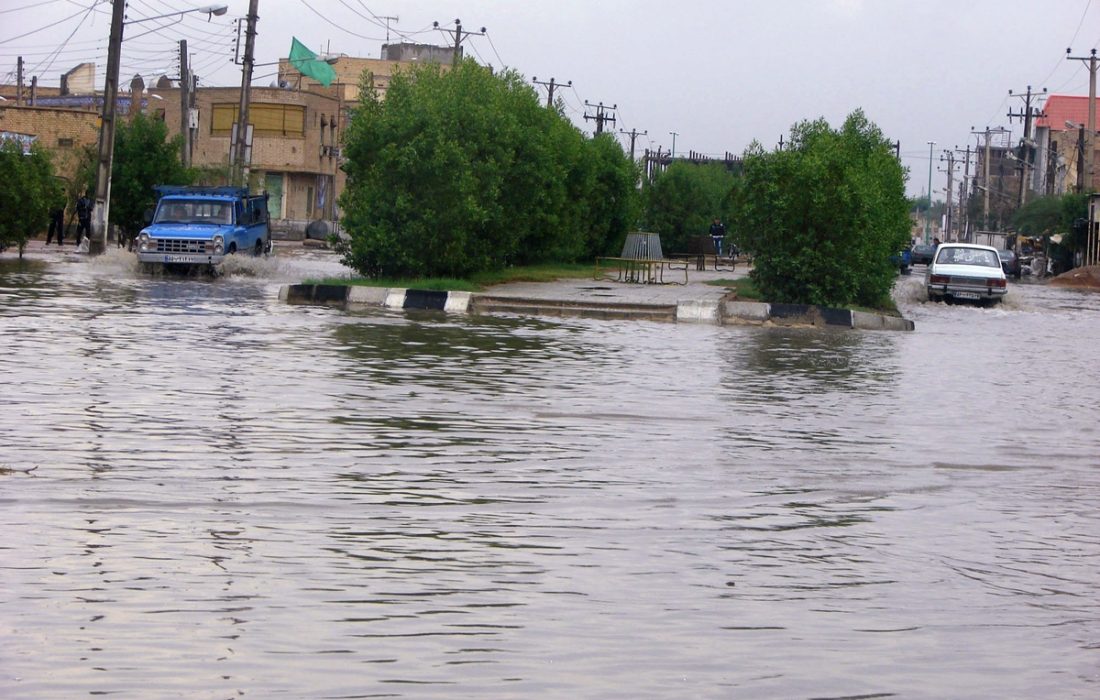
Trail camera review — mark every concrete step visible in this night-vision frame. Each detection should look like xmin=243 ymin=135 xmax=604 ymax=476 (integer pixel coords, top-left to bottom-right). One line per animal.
xmin=471 ymin=295 xmax=676 ymax=322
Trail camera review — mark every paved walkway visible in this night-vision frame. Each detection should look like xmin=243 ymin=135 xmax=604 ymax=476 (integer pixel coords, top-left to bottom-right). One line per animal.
xmin=479 ymin=263 xmax=751 ymax=307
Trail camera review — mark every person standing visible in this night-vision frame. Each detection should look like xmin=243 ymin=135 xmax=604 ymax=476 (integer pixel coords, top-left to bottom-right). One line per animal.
xmin=75 ymin=192 xmax=92 ymax=245
xmin=46 ymin=204 xmax=65 ymax=245
xmin=709 ymin=218 xmax=726 ymax=257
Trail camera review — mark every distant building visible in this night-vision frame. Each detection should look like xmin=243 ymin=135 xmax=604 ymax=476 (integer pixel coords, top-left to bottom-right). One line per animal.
xmin=1 ymin=44 xmax=458 ymax=237
xmin=1035 ymin=94 xmax=1099 ymax=195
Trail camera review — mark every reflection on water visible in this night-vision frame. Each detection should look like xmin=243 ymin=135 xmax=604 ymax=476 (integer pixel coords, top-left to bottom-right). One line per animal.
xmin=2 ymin=252 xmax=1099 ymax=698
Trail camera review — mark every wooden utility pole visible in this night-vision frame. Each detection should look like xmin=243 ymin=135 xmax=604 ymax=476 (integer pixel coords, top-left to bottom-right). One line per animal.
xmin=619 ymin=127 xmax=647 ymax=161
xmin=955 ymin=145 xmax=972 ymax=240
xmin=1008 ymin=85 xmax=1046 ymax=206
xmin=942 ymin=149 xmax=957 ymax=240
xmin=179 ymin=40 xmax=191 ymax=168
xmin=583 ymin=101 xmax=616 ymax=135
xmin=16 ymin=56 xmax=23 ymax=105
xmin=233 ymin=0 xmax=259 ymax=185
xmin=532 ymin=76 xmax=571 ymax=109
xmin=433 ymin=19 xmax=485 ymax=67
xmin=89 ymin=0 xmax=127 ymax=254
xmin=1067 ymin=48 xmax=1097 ymax=191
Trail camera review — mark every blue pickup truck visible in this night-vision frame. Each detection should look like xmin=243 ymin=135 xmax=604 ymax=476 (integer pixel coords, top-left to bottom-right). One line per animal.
xmin=135 ymin=186 xmax=271 ymax=270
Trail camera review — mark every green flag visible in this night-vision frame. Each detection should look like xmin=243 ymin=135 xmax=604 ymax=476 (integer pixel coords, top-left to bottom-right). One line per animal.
xmin=289 ymin=37 xmax=336 ymax=87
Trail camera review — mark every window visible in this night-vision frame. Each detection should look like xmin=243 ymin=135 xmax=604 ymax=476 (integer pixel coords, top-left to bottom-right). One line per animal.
xmin=57 ymin=137 xmax=74 ymax=148
xmin=211 ymin=103 xmax=305 ymax=137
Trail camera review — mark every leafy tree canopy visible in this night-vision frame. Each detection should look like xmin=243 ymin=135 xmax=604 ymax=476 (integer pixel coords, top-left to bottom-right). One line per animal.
xmin=641 ymin=161 xmax=738 ymax=253
xmin=110 ymin=113 xmax=193 ymax=240
xmin=731 ymin=110 xmax=910 ymax=308
xmin=0 ymin=141 xmax=64 ymax=257
xmin=337 ymin=59 xmax=639 ymax=278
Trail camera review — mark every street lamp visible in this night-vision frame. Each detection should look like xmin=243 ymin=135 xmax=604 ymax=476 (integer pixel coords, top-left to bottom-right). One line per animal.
xmin=88 ymin=3 xmax=228 ymax=254
xmin=925 ymin=140 xmax=936 ymax=244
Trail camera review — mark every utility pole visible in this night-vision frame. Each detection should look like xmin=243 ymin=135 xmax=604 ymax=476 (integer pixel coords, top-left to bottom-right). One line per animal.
xmin=925 ymin=140 xmax=935 ymax=244
xmin=233 ymin=0 xmax=259 ymax=186
xmin=1008 ymin=85 xmax=1046 ymax=206
xmin=378 ymin=15 xmax=398 ymax=42
xmin=29 ymin=75 xmax=37 ymax=106
xmin=955 ymin=145 xmax=972 ymax=240
xmin=971 ymin=126 xmax=1009 ymax=229
xmin=89 ymin=0 xmax=127 ymax=254
xmin=619 ymin=127 xmax=647 ymax=161
xmin=583 ymin=101 xmax=616 ymax=135
xmin=179 ymin=39 xmax=191 ymax=168
xmin=942 ymin=148 xmax=956 ymax=241
xmin=16 ymin=56 xmax=23 ymax=105
xmin=433 ymin=19 xmax=485 ymax=67
xmin=1067 ymin=48 xmax=1097 ymax=191
xmin=669 ymin=131 xmax=679 ymax=158
xmin=532 ymin=76 xmax=571 ymax=109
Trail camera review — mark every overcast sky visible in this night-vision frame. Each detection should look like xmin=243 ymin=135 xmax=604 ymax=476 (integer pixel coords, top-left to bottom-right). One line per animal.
xmin=4 ymin=0 xmax=1098 ymax=197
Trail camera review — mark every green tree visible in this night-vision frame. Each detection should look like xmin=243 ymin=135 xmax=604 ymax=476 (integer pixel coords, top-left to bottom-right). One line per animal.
xmin=337 ymin=60 xmax=638 ymax=278
xmin=732 ymin=110 xmax=909 ymax=308
xmin=1013 ymin=192 xmax=1088 ymax=271
xmin=0 ymin=141 xmax=63 ymax=258
xmin=642 ymin=161 xmax=738 ymax=253
xmin=110 ymin=113 xmax=192 ymax=244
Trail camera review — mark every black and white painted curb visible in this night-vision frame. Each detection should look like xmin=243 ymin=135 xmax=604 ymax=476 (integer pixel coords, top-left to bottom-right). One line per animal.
xmin=279 ymin=284 xmax=914 ymax=331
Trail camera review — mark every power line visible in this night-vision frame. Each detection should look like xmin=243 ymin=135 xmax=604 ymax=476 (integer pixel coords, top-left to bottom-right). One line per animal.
xmin=0 ymin=5 xmax=88 ymax=45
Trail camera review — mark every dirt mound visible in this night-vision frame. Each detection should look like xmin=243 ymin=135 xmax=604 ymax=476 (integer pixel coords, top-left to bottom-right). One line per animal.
xmin=1049 ymin=265 xmax=1100 ymax=290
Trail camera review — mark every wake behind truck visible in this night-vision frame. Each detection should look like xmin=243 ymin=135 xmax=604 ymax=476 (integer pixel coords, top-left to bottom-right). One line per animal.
xmin=136 ymin=186 xmax=271 ymax=270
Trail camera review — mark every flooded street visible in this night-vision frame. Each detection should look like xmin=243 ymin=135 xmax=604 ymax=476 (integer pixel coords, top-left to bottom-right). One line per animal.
xmin=2 ymin=249 xmax=1098 ymax=699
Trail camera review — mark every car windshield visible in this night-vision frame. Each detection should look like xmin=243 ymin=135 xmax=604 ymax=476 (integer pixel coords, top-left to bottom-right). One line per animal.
xmin=998 ymin=250 xmax=1016 ymax=260
xmin=935 ymin=247 xmax=1000 ymax=267
xmin=153 ymin=200 xmax=233 ymax=225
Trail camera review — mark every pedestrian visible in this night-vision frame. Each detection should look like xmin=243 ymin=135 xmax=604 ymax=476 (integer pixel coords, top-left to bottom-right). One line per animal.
xmin=46 ymin=204 xmax=65 ymax=246
xmin=709 ymin=218 xmax=726 ymax=257
xmin=76 ymin=192 xmax=92 ymax=245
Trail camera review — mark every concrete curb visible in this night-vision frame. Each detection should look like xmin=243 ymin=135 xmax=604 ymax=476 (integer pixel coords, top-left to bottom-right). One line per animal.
xmin=280 ymin=284 xmax=914 ymax=331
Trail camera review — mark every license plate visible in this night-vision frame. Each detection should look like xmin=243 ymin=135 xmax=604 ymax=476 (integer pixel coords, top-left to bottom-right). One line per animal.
xmin=954 ymin=291 xmax=980 ymax=300
xmin=163 ymin=254 xmax=205 ymax=263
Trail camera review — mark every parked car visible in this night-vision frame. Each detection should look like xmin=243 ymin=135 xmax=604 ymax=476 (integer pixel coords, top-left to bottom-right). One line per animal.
xmin=910 ymin=243 xmax=936 ymax=265
xmin=890 ymin=247 xmax=912 ymax=274
xmin=998 ymin=249 xmax=1022 ymax=279
xmin=925 ymin=243 xmax=1008 ymax=305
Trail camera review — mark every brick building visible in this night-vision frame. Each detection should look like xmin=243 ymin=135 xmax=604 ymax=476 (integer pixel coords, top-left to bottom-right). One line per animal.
xmin=2 ymin=44 xmax=452 ymax=237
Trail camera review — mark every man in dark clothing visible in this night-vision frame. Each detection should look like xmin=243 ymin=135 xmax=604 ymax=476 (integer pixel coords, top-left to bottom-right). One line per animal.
xmin=76 ymin=194 xmax=92 ymax=244
xmin=709 ymin=218 xmax=726 ymax=257
xmin=46 ymin=206 xmax=65 ymax=245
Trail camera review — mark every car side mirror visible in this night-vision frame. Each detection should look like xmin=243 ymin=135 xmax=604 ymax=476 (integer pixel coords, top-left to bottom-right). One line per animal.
xmin=143 ymin=208 xmax=154 ymax=225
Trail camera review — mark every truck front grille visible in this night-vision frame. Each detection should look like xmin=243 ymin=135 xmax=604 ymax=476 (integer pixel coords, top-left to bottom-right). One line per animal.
xmin=155 ymin=239 xmax=207 ymax=254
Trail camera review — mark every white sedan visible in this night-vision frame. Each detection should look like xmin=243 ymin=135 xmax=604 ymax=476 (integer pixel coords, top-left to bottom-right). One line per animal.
xmin=925 ymin=243 xmax=1008 ymax=305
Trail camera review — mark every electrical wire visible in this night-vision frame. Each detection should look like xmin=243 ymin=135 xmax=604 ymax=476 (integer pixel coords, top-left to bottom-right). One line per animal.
xmin=0 ymin=5 xmax=89 ymax=45
xmin=483 ymin=30 xmax=506 ymax=70
xmin=1 ymin=0 xmax=63 ymax=14
xmin=30 ymin=0 xmax=101 ymax=76
xmin=298 ymin=0 xmax=386 ymax=42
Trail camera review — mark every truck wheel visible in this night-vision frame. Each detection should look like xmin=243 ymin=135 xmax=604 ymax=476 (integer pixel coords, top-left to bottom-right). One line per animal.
xmin=253 ymin=239 xmax=263 ymax=256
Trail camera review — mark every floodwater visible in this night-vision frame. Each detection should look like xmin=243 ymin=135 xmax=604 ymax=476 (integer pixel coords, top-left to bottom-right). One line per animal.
xmin=2 ymin=249 xmax=1098 ymax=699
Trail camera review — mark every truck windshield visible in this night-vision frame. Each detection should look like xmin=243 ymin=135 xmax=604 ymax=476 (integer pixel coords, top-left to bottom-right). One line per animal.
xmin=154 ymin=200 xmax=234 ymax=225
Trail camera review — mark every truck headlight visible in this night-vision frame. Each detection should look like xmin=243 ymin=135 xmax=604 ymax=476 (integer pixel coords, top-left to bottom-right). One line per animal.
xmin=138 ymin=232 xmax=151 ymax=251
xmin=212 ymin=234 xmax=224 ymax=255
